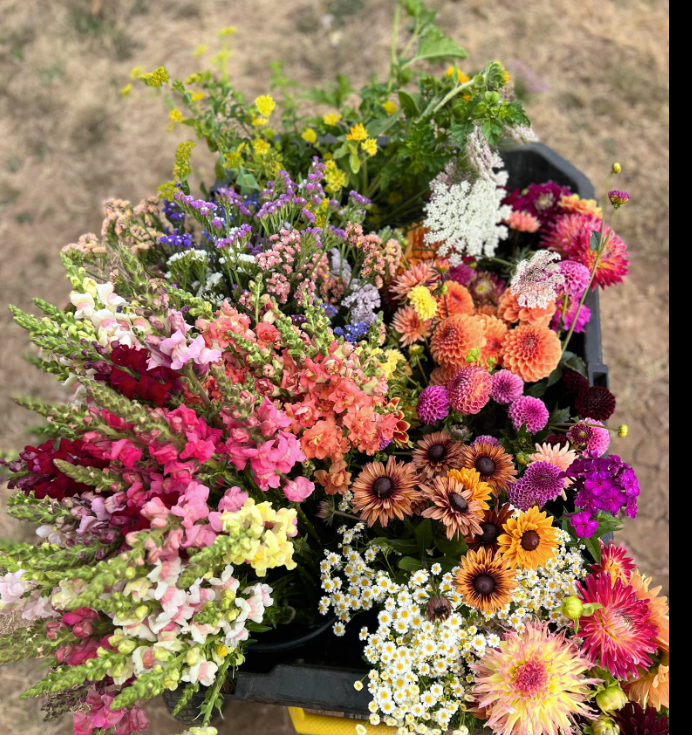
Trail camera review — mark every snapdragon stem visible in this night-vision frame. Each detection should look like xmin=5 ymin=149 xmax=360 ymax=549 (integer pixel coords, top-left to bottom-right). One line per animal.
xmin=185 ymin=364 xmax=226 ymax=432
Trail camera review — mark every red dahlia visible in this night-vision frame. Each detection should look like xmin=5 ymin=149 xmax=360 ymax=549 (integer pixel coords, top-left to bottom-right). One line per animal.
xmin=575 ymin=386 xmax=617 ymax=421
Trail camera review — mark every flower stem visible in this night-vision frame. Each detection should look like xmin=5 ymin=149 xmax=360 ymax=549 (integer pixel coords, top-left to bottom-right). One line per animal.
xmin=297 ymin=505 xmax=322 ymax=545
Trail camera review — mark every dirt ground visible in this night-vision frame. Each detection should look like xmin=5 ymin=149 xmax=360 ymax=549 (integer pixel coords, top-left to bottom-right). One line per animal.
xmin=0 ymin=1 xmax=669 ymax=733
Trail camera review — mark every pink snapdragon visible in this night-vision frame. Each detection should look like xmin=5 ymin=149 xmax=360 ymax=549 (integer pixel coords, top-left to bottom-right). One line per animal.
xmin=171 ymin=481 xmax=210 ymax=528
xmin=283 ymin=476 xmax=316 ymax=503
xmin=73 ymin=691 xmax=148 ymax=735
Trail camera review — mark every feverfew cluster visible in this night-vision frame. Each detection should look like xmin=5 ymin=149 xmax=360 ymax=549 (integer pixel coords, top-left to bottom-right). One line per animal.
xmin=318 ymin=524 xmax=587 ymax=735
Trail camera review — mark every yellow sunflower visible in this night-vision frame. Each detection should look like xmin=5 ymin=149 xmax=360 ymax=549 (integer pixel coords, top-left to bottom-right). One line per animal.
xmin=498 ymin=507 xmax=559 ymax=570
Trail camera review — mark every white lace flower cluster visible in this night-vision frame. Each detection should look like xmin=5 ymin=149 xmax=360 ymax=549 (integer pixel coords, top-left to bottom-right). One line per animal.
xmin=423 ymin=173 xmax=511 ymax=264
xmin=510 ymin=249 xmax=566 ymax=309
xmin=318 ymin=526 xmax=587 ymax=735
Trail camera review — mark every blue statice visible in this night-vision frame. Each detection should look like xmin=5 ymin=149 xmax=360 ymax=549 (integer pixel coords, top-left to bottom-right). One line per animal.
xmin=159 ymin=232 xmax=193 ymax=249
xmin=342 ymin=283 xmax=381 ymax=327
xmin=163 ymin=198 xmax=185 ymax=225
xmin=333 ymin=322 xmax=369 ymax=343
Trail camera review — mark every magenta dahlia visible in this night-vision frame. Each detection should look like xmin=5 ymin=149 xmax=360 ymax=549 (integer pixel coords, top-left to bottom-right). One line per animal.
xmin=448 ymin=366 xmax=493 ymax=415
xmin=508 ymin=462 xmax=565 ymax=511
xmin=417 ymin=385 xmax=451 ymax=425
xmin=558 ymin=260 xmax=592 ymax=297
xmin=491 ymin=370 xmax=525 ymax=406
xmin=564 ymin=220 xmax=630 ymax=290
xmin=473 ymin=435 xmax=500 ymax=448
xmin=509 ymin=396 xmax=550 ymax=433
xmin=568 ymin=419 xmax=610 ymax=458
xmin=576 ymin=572 xmax=658 ymax=680
xmin=551 ymin=298 xmax=591 ymax=334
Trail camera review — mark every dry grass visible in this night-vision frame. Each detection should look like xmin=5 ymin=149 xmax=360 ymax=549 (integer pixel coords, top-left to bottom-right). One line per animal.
xmin=0 ymin=1 xmax=669 ymax=733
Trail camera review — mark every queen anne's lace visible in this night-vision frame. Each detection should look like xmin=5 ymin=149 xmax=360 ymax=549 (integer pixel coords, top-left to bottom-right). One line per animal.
xmin=510 ymin=250 xmax=565 ymax=308
xmin=424 ymin=174 xmax=511 ymax=264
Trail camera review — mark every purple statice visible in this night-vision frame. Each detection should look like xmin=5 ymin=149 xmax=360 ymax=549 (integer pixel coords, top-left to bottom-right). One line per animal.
xmin=174 ymin=191 xmax=215 ymax=216
xmin=159 ymin=232 xmax=193 ymax=249
xmin=469 ymin=269 xmax=506 ymax=305
xmin=217 ymin=188 xmax=256 ymax=217
xmin=448 ymin=263 xmax=476 ymax=287
xmin=349 ymin=190 xmax=372 ymax=207
xmin=321 ymin=304 xmax=338 ymax=319
xmin=508 ymin=462 xmax=564 ymax=511
xmin=417 ymin=386 xmax=450 ymax=425
xmin=333 ymin=322 xmax=369 ymax=343
xmin=566 ymin=455 xmax=640 ymax=520
xmin=291 ymin=314 xmax=307 ymax=326
xmin=163 ymin=198 xmax=185 ymax=224
xmin=570 ymin=511 xmax=600 ymax=539
xmin=551 ymin=297 xmax=591 ymax=334
xmin=503 ymin=181 xmax=572 ymax=229
xmin=215 ymin=224 xmax=254 ymax=250
xmin=342 ymin=283 xmax=381 ymax=327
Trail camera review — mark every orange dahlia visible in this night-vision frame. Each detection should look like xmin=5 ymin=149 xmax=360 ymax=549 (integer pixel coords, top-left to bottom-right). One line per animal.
xmin=430 ymin=365 xmax=458 ymax=387
xmin=474 ymin=303 xmax=500 ymax=318
xmin=405 ymin=225 xmax=437 ymax=265
xmin=625 ymin=655 xmax=670 ymax=712
xmin=498 ymin=290 xmax=556 ymax=328
xmin=498 ymin=507 xmax=559 ymax=570
xmin=351 ymin=457 xmax=418 ymax=527
xmin=476 ymin=314 xmax=508 ymax=368
xmin=559 ymin=193 xmax=603 ymax=218
xmin=392 ymin=305 xmax=430 ymax=346
xmin=448 ymin=467 xmax=493 ymax=510
xmin=421 ymin=476 xmax=485 ymax=540
xmin=459 ymin=442 xmax=517 ymax=494
xmin=629 ymin=572 xmax=669 ymax=653
xmin=430 ymin=314 xmax=486 ymax=370
xmin=501 ymin=323 xmax=562 ymax=383
xmin=436 ymin=281 xmax=475 ymax=319
xmin=455 ymin=547 xmax=518 ymax=614
xmin=390 ymin=262 xmax=439 ymax=301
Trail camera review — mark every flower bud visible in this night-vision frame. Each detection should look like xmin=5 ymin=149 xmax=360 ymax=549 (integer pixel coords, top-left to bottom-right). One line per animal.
xmin=612 ymin=163 xmax=622 ymax=174
xmin=118 ymin=639 xmax=137 ymax=655
xmin=597 ymin=686 xmax=628 ymax=714
xmin=593 ymin=717 xmax=620 ymax=735
xmin=561 ymin=596 xmax=584 ymax=621
xmin=618 ymin=425 xmax=629 ymax=438
xmin=186 ymin=648 xmax=203 ymax=666
xmin=134 ymin=605 xmax=149 ymax=620
xmin=426 ymin=595 xmax=452 ymax=622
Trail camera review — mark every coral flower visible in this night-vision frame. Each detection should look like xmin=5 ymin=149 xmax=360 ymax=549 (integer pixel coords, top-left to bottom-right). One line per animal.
xmin=447 ymin=467 xmax=493 ymax=511
xmin=498 ymin=290 xmax=556 ymax=328
xmin=476 ymin=314 xmax=508 ymax=367
xmin=436 ymin=281 xmax=475 ymax=318
xmin=629 ymin=572 xmax=669 ymax=653
xmin=472 ymin=623 xmax=599 ymax=735
xmin=448 ymin=366 xmax=493 ymax=415
xmin=459 ymin=442 xmax=517 ymax=494
xmin=390 ymin=262 xmax=438 ymax=301
xmin=455 ymin=547 xmax=518 ymax=614
xmin=564 ymin=221 xmax=630 ymax=290
xmin=559 ymin=194 xmax=603 ymax=218
xmin=430 ymin=365 xmax=458 ymax=387
xmin=501 ymin=324 xmax=562 ymax=383
xmin=421 ymin=476 xmax=485 ymax=540
xmin=392 ymin=305 xmax=430 ymax=346
xmin=412 ymin=431 xmax=465 ymax=483
xmin=430 ymin=313 xmax=487 ymax=370
xmin=498 ymin=507 xmax=559 ymax=570
xmin=465 ymin=502 xmax=514 ymax=553
xmin=351 ymin=457 xmax=418 ymax=528
xmin=625 ymin=655 xmax=670 ymax=712
xmin=505 ymin=210 xmax=541 ymax=233
xmin=576 ymin=573 xmax=658 ymax=680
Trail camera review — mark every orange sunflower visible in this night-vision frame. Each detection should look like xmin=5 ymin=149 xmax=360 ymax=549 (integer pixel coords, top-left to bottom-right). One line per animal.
xmin=455 ymin=547 xmax=518 ymax=614
xmin=352 ymin=457 xmax=418 ymax=527
xmin=501 ymin=323 xmax=562 ymax=383
xmin=430 ymin=314 xmax=487 ymax=370
xmin=459 ymin=442 xmax=517 ymax=494
xmin=465 ymin=502 xmax=514 ymax=554
xmin=421 ymin=476 xmax=485 ymax=540
xmin=498 ymin=507 xmax=559 ymax=570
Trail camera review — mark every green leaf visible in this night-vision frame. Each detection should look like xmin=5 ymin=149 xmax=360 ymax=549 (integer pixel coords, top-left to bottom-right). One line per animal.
xmin=434 ymin=536 xmax=468 ymax=557
xmin=349 ymin=152 xmax=362 ymax=175
xmin=527 ymin=381 xmax=548 ymax=398
xmin=450 ymin=121 xmax=474 ymax=149
xmin=415 ymin=520 xmax=434 ymax=555
xmin=547 ymin=367 xmax=564 ymax=388
xmin=594 ymin=512 xmax=623 ymax=538
xmin=585 ymin=536 xmax=603 ymax=564
xmin=549 ymin=406 xmax=572 ymax=426
xmin=590 ymin=230 xmax=602 ymax=252
xmin=398 ymin=556 xmax=424 ymax=572
xmin=561 ymin=351 xmax=587 ymax=378
xmin=236 ymin=169 xmax=260 ymax=191
xmin=438 ymin=556 xmax=462 ymax=574
xmin=333 ymin=142 xmax=350 ymax=160
xmin=398 ymin=90 xmax=422 ymax=118
xmin=367 ymin=109 xmax=404 ymax=139
xmin=414 ymin=28 xmax=468 ymax=63
xmin=371 ymin=537 xmax=420 ymax=555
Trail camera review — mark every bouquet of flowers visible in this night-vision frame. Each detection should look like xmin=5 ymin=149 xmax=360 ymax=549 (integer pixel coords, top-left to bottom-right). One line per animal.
xmin=0 ymin=2 xmax=669 ymax=735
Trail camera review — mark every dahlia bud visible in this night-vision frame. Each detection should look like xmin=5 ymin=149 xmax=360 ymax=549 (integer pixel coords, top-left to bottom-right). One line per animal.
xmin=592 ymin=717 xmax=620 ymax=735
xmin=597 ymin=686 xmax=628 ymax=714
xmin=612 ymin=163 xmax=622 ymax=174
xmin=426 ymin=595 xmax=452 ymax=622
xmin=448 ymin=424 xmax=472 ymax=442
xmin=618 ymin=425 xmax=629 ymax=438
xmin=608 ymin=190 xmax=631 ymax=208
xmin=561 ymin=596 xmax=584 ymax=621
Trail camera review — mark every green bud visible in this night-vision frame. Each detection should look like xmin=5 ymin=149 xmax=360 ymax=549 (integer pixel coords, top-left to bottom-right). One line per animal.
xmin=154 ymin=647 xmax=172 ymax=662
xmin=186 ymin=648 xmax=202 ymax=666
xmin=134 ymin=605 xmax=149 ymax=621
xmin=597 ymin=686 xmax=628 ymax=714
xmin=561 ymin=596 xmax=584 ymax=621
xmin=593 ymin=717 xmax=620 ymax=735
xmin=117 ymin=639 xmax=137 ymax=655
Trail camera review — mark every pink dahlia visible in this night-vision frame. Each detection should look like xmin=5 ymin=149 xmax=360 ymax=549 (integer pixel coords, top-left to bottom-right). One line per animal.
xmin=551 ymin=297 xmax=591 ymax=334
xmin=417 ymin=385 xmax=451 ymax=425
xmin=508 ymin=462 xmax=565 ymax=511
xmin=473 ymin=623 xmax=599 ymax=735
xmin=577 ymin=572 xmax=658 ymax=680
xmin=542 ymin=213 xmax=601 ymax=257
xmin=491 ymin=369 xmax=525 ymax=405
xmin=509 ymin=396 xmax=550 ymax=433
xmin=559 ymin=260 xmax=591 ymax=297
xmin=506 ymin=210 xmax=541 ymax=233
xmin=568 ymin=419 xmax=610 ymax=458
xmin=473 ymin=435 xmax=500 ymax=448
xmin=448 ymin=263 xmax=476 ymax=287
xmin=564 ymin=221 xmax=630 ymax=290
xmin=591 ymin=541 xmax=638 ymax=585
xmin=448 ymin=366 xmax=493 ymax=415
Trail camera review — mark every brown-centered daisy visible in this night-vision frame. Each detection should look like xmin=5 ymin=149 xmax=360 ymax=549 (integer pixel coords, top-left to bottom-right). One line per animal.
xmin=455 ymin=547 xmax=518 ymax=614
xmin=459 ymin=442 xmax=518 ymax=494
xmin=465 ymin=502 xmax=514 ymax=554
xmin=421 ymin=476 xmax=484 ymax=540
xmin=447 ymin=467 xmax=493 ymax=511
xmin=351 ymin=457 xmax=418 ymax=528
xmin=412 ymin=431 xmax=465 ymax=483
xmin=498 ymin=507 xmax=559 ymax=570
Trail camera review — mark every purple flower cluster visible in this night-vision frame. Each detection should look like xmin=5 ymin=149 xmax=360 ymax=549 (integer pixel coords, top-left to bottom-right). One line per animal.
xmin=159 ymin=232 xmax=193 ymax=249
xmin=333 ymin=322 xmax=369 ymax=342
xmin=508 ymin=462 xmax=564 ymax=511
xmin=417 ymin=386 xmax=450 ymax=425
xmin=567 ymin=454 xmax=640 ymax=522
